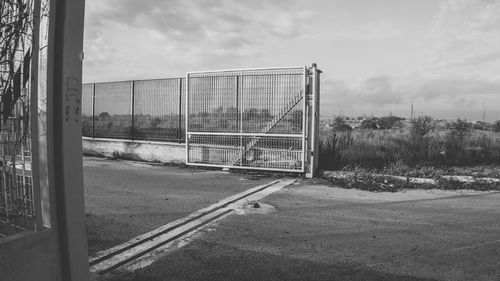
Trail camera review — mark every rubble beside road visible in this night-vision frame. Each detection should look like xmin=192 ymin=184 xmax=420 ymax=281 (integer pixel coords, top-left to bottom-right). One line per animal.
xmin=322 ymin=170 xmax=500 ymax=192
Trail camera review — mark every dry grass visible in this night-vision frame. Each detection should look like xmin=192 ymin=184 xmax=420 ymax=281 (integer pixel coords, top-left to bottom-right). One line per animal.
xmin=319 ymin=126 xmax=500 ymax=171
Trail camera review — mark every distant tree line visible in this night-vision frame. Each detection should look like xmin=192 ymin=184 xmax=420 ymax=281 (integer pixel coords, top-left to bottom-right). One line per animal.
xmin=331 ymin=115 xmax=405 ymax=131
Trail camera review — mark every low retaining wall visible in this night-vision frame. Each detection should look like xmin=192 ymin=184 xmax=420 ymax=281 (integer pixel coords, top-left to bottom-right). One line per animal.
xmin=82 ymin=138 xmax=304 ymax=171
xmin=82 ymin=137 xmax=185 ymax=163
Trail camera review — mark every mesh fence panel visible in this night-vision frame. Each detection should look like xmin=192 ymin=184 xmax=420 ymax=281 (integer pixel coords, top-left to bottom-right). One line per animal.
xmin=133 ymin=78 xmax=184 ymax=142
xmin=188 ymin=74 xmax=239 ymax=133
xmin=83 ymin=78 xmax=185 ymax=142
xmin=81 ymin=83 xmax=93 ymax=137
xmin=0 ymin=0 xmax=35 ymax=235
xmin=188 ymin=135 xmax=303 ymax=170
xmin=240 ymin=71 xmax=303 ymax=134
xmin=94 ymin=81 xmax=133 ymax=139
xmin=187 ymin=68 xmax=304 ymax=135
xmin=180 ymin=78 xmax=186 ymax=142
xmin=186 ymin=67 xmax=306 ymax=172
xmin=1 ymin=102 xmax=34 ymax=235
xmin=0 ymin=171 xmax=34 ymax=234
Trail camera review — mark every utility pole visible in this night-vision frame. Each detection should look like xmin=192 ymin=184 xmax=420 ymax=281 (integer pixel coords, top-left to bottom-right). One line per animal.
xmin=410 ymin=101 xmax=414 ymax=120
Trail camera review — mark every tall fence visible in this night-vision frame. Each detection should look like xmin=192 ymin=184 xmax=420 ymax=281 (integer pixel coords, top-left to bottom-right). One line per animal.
xmin=82 ymin=64 xmax=320 ymax=175
xmin=82 ymin=78 xmax=186 ymax=142
xmin=186 ymin=66 xmax=320 ymax=174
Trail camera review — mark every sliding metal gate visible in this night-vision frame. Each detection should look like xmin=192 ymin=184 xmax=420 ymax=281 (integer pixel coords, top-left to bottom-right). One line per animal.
xmin=186 ymin=65 xmax=320 ymax=174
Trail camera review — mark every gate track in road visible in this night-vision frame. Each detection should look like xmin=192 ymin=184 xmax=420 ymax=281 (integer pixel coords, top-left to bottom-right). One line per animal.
xmin=89 ymin=179 xmax=296 ymax=275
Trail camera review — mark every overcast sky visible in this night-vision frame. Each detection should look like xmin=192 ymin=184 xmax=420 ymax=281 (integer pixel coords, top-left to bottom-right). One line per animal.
xmin=83 ymin=0 xmax=500 ymax=121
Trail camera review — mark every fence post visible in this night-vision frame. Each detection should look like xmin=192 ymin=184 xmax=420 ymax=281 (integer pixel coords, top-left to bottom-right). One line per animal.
xmin=178 ymin=78 xmax=182 ymax=143
xmin=130 ymin=81 xmax=135 ymax=140
xmin=302 ymin=66 xmax=308 ymax=175
xmin=237 ymin=74 xmax=243 ymax=165
xmin=47 ymin=0 xmax=89 ymax=278
xmin=306 ymin=63 xmax=321 ymax=178
xmin=185 ymin=74 xmax=189 ymax=164
xmin=92 ymin=83 xmax=95 ymax=138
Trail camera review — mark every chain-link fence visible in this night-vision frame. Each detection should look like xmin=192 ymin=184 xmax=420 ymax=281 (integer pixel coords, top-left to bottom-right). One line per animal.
xmin=82 ymin=78 xmax=185 ymax=142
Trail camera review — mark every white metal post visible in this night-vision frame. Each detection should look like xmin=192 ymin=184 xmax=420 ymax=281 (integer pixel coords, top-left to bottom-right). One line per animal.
xmin=47 ymin=0 xmax=89 ymax=279
xmin=10 ymin=0 xmax=90 ymax=280
xmin=185 ymin=73 xmax=189 ymax=164
xmin=301 ymin=66 xmax=307 ymax=173
xmin=178 ymin=78 xmax=182 ymax=143
xmin=130 ymin=81 xmax=135 ymax=140
xmin=30 ymin=0 xmax=44 ymax=231
xmin=306 ymin=63 xmax=321 ymax=178
xmin=239 ymin=71 xmax=244 ymax=165
xmin=92 ymin=83 xmax=95 ymax=138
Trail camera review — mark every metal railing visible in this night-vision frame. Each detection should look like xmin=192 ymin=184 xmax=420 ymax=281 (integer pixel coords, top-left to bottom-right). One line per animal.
xmin=82 ymin=78 xmax=186 ymax=142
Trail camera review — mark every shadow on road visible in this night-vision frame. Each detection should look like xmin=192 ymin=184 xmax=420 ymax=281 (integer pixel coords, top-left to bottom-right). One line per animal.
xmin=104 ymin=240 xmax=438 ymax=281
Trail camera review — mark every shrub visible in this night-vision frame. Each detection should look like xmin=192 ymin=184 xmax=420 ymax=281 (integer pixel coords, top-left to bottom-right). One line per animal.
xmin=98 ymin=112 xmax=110 ymax=118
xmin=110 ymin=149 xmax=121 ymax=160
xmin=493 ymin=120 xmax=500 ymax=132
xmin=378 ymin=116 xmax=404 ymax=129
xmin=318 ymin=133 xmax=353 ymax=170
xmin=359 ymin=118 xmax=378 ymax=129
xmin=443 ymin=119 xmax=472 ymax=165
xmin=406 ymin=116 xmax=434 ymax=163
xmin=331 ymin=117 xmax=352 ymax=132
xmin=410 ymin=116 xmax=434 ymax=139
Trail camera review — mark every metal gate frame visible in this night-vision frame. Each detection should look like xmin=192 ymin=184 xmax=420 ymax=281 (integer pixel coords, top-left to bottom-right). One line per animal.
xmin=185 ymin=65 xmax=320 ymax=175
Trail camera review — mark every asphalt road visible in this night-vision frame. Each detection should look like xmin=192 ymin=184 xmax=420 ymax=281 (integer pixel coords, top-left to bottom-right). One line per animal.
xmin=107 ymin=183 xmax=500 ymax=281
xmin=85 ymin=158 xmax=500 ymax=281
xmin=83 ymin=156 xmax=276 ymax=255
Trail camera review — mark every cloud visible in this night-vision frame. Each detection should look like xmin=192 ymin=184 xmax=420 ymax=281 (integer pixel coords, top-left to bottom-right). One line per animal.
xmin=320 ymin=76 xmax=404 ymax=117
xmin=422 ymin=0 xmax=500 ymax=72
xmin=321 ymin=75 xmax=500 ymax=119
xmin=82 ymin=0 xmax=500 ymax=121
xmin=328 ymin=21 xmax=404 ymax=40
xmin=410 ymin=76 xmax=500 ymax=102
xmin=83 ymin=0 xmax=315 ymax=80
xmin=85 ymin=0 xmax=311 ymax=45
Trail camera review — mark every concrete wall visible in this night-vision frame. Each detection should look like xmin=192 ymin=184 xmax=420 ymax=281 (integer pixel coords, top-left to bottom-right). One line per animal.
xmin=82 ymin=137 xmax=185 ymax=164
